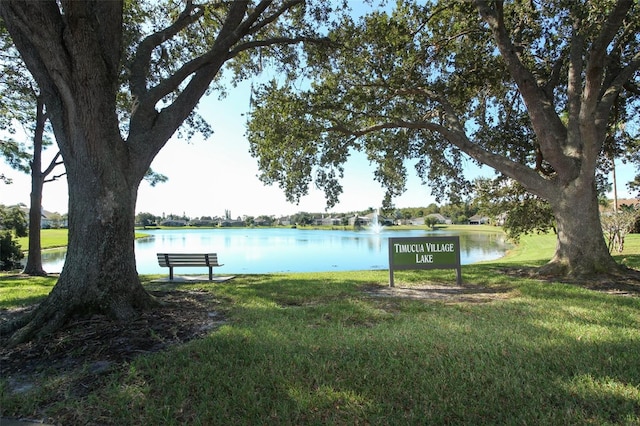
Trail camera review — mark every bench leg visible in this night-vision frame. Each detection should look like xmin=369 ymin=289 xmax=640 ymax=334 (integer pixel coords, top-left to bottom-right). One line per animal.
xmin=169 ymin=267 xmax=174 ymax=281
xmin=209 ymin=267 xmax=213 ymax=281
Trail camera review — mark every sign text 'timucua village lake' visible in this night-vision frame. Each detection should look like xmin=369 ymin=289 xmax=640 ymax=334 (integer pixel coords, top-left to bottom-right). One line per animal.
xmin=387 ymin=236 xmax=462 ymax=286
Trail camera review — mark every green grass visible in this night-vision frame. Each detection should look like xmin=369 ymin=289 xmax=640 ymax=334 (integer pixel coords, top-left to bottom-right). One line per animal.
xmin=16 ymin=229 xmax=69 ymax=250
xmin=497 ymin=231 xmax=558 ymax=265
xmin=0 ymin=274 xmax=57 ymax=309
xmin=15 ymin=229 xmax=149 ymax=251
xmin=2 ymin=232 xmax=640 ymax=424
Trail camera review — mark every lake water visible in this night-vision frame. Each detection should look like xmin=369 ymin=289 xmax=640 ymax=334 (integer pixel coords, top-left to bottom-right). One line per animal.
xmin=39 ymin=227 xmax=511 ymax=275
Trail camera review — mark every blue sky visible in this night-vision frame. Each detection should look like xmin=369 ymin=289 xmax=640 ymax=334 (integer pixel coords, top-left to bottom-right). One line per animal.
xmin=2 ymin=77 xmax=636 ymax=218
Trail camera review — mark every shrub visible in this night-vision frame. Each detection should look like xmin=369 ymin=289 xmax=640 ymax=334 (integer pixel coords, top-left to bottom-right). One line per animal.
xmin=0 ymin=230 xmax=24 ymax=270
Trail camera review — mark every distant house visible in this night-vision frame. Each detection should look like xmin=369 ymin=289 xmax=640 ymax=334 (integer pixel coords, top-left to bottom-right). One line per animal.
xmin=494 ymin=212 xmax=508 ymax=226
xmin=395 ymin=217 xmax=411 ymax=226
xmin=366 ymin=212 xmax=393 ymax=226
xmin=42 ymin=210 xmax=68 ymax=228
xmin=616 ymin=198 xmax=640 ymax=209
xmin=161 ymin=219 xmax=187 ymax=227
xmin=425 ymin=213 xmax=451 ymax=224
xmin=411 ymin=214 xmax=451 ymax=226
xmin=600 ymin=198 xmax=640 ymax=215
xmin=348 ymin=215 xmax=371 ymax=227
xmin=19 ymin=206 xmax=67 ymax=229
xmin=218 ymin=219 xmax=246 ymax=227
xmin=468 ymin=214 xmax=490 ymax=225
xmin=320 ymin=216 xmax=342 ymax=226
xmin=276 ymin=216 xmax=292 ymax=226
xmin=347 ymin=212 xmax=392 ymax=227
xmin=253 ymin=217 xmax=273 ymax=227
xmin=189 ymin=219 xmax=215 ymax=227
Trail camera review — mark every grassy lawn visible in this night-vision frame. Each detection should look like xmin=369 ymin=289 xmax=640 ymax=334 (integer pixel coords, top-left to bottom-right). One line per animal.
xmin=16 ymin=229 xmax=149 ymax=251
xmin=2 ymin=232 xmax=639 ymax=424
xmin=15 ymin=229 xmax=69 ymax=250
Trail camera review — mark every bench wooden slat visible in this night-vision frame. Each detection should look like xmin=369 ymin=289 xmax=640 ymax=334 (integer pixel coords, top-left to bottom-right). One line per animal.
xmin=157 ymin=253 xmax=224 ymax=280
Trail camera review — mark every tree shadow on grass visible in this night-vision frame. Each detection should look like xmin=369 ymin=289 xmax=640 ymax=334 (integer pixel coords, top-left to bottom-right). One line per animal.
xmin=0 ymin=289 xmax=227 ymax=422
xmin=3 ymin=272 xmax=639 ymax=424
xmin=496 ymin=264 xmax=640 ymax=296
xmin=63 ymin=293 xmax=640 ymax=425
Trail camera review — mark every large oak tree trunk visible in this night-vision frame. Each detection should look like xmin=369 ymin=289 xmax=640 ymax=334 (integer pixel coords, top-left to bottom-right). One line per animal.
xmin=8 ymin=163 xmax=156 ymax=345
xmin=61 ymin=167 xmax=154 ymax=319
xmin=541 ymin=178 xmax=619 ymax=277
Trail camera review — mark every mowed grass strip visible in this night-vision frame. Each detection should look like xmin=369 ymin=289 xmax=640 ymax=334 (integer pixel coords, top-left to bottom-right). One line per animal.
xmin=1 ymin=233 xmax=639 ymax=424
xmin=15 ymin=229 xmax=149 ymax=250
xmin=15 ymin=229 xmax=69 ymax=250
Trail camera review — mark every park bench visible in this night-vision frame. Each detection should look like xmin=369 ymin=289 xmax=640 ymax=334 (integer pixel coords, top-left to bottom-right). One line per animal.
xmin=157 ymin=253 xmax=223 ymax=281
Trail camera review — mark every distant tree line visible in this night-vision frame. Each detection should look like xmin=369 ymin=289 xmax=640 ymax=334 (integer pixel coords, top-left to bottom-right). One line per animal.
xmin=134 ymin=201 xmax=485 ymax=229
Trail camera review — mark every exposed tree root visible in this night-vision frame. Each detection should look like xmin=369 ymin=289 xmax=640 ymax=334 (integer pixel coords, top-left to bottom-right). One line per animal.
xmin=21 ymin=267 xmax=49 ymax=276
xmin=3 ymin=298 xmax=75 ymax=347
xmin=2 ymin=288 xmax=159 ymax=348
xmin=501 ymin=264 xmax=640 ymax=295
xmin=537 ymin=255 xmax=627 ymax=279
xmin=1 ymin=290 xmax=227 ymax=422
xmin=0 ymin=306 xmax=34 ymax=338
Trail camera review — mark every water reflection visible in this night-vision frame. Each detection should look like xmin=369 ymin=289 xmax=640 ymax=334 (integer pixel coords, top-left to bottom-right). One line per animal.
xmin=39 ymin=228 xmax=512 ymax=274
xmin=37 ymin=248 xmax=67 ymax=273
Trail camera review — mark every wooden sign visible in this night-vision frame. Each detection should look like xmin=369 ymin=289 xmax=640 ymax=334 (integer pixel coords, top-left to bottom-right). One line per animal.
xmin=388 ymin=236 xmax=462 ymax=287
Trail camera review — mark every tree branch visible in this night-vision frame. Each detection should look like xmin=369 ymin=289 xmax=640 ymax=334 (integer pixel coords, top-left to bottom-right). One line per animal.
xmin=0 ymin=2 xmax=71 ymax=113
xmin=598 ymin=51 xmax=640 ymax=122
xmin=227 ymin=35 xmax=329 ymax=59
xmin=566 ymin=14 xmax=584 ymax=152
xmin=542 ymin=49 xmax=566 ymax=100
xmin=325 ymin=110 xmax=548 ymax=199
xmin=474 ymin=0 xmax=578 ymax=181
xmin=129 ymin=1 xmax=207 ymax=101
xmin=42 ymin=151 xmax=63 ymax=177
xmin=240 ymin=0 xmax=303 ymax=37
xmin=128 ymin=1 xmax=250 ymax=165
xmin=583 ymin=0 xmax=635 ymax=111
xmin=43 ymin=171 xmax=66 ymax=184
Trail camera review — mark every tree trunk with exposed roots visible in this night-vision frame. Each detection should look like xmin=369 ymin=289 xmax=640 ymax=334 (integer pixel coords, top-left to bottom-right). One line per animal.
xmin=541 ymin=180 xmax=620 ymax=276
xmin=0 ymin=1 xmax=158 ymax=345
xmin=6 ymin=145 xmax=157 ymax=346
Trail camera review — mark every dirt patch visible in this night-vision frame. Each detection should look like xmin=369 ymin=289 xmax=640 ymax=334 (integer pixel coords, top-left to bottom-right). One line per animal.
xmin=362 ymin=283 xmax=513 ymax=303
xmin=361 ymin=267 xmax=640 ymax=301
xmin=0 ymin=290 xmax=227 ymax=400
xmin=498 ymin=266 xmax=640 ymax=296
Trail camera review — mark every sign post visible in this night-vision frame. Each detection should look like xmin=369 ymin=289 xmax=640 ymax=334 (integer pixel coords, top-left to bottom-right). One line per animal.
xmin=388 ymin=236 xmax=462 ymax=287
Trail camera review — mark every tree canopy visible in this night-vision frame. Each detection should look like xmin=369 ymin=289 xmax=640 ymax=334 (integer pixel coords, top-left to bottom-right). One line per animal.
xmin=247 ymin=0 xmax=640 ymax=276
xmin=0 ymin=18 xmax=47 ymax=178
